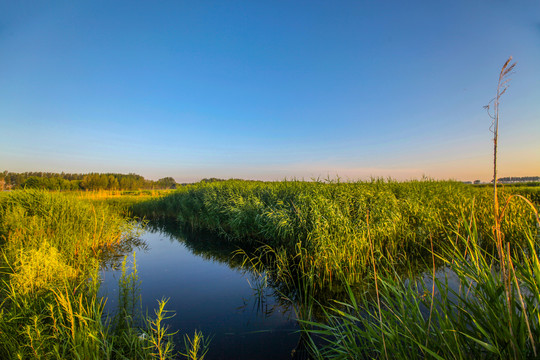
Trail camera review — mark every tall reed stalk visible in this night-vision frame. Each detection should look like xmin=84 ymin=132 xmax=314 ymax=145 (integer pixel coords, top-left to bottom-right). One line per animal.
xmin=300 ymin=57 xmax=539 ymax=359
xmin=485 ymin=56 xmax=516 ymax=248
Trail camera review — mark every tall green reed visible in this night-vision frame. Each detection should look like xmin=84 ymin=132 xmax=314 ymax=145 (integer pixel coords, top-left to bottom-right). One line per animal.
xmin=302 ymin=210 xmax=540 ymax=359
xmin=300 ymin=57 xmax=540 ymax=359
xmin=132 ymin=179 xmax=536 ymax=288
xmin=0 ymin=190 xmax=208 ymax=359
xmin=0 ymin=190 xmax=129 ymax=358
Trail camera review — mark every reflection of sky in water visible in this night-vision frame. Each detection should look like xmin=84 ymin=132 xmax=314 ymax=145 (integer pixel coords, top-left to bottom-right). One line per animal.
xmin=99 ymin=224 xmax=477 ymax=359
xmin=99 ymin=228 xmax=299 ymax=360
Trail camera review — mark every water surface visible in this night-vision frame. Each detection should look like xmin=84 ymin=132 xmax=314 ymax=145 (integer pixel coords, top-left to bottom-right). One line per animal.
xmin=99 ymin=223 xmax=300 ymax=360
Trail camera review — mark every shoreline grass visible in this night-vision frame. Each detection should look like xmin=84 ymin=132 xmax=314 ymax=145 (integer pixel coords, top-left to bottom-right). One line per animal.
xmin=302 ymin=209 xmax=540 ymax=359
xmin=130 ymin=178 xmax=539 ymax=359
xmin=2 ymin=178 xmax=536 ymax=358
xmin=0 ymin=190 xmax=205 ymax=359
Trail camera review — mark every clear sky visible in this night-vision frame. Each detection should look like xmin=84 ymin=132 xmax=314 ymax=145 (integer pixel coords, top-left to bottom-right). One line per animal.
xmin=1 ymin=1 xmax=539 ymax=183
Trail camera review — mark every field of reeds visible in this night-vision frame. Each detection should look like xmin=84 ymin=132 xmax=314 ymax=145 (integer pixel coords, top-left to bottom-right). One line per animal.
xmin=2 ymin=179 xmax=537 ymax=359
xmin=131 ymin=178 xmax=540 ymax=359
xmin=302 ymin=207 xmax=540 ymax=359
xmin=132 ymin=179 xmax=538 ymax=287
xmin=0 ymin=190 xmax=204 ymax=360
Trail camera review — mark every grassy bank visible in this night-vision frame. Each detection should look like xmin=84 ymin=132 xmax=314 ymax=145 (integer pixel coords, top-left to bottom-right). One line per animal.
xmin=303 ymin=211 xmax=540 ymax=359
xmin=78 ymin=189 xmax=170 ymax=216
xmin=130 ymin=179 xmax=539 ymax=359
xmin=131 ymin=179 xmax=537 ymax=287
xmin=0 ymin=190 xmax=199 ymax=359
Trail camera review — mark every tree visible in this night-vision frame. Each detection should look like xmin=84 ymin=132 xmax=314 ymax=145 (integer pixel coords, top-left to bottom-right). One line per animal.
xmin=107 ymin=175 xmax=119 ymax=190
xmin=157 ymin=177 xmax=177 ymax=189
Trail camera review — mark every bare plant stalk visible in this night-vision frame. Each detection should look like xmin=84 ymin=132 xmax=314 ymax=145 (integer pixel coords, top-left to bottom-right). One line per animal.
xmin=485 ymin=56 xmax=516 ymax=248
xmin=485 ymin=56 xmax=517 ymax=358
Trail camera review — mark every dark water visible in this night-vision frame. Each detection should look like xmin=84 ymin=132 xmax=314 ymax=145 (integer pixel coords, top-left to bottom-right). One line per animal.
xmin=99 ymin=223 xmax=301 ymax=360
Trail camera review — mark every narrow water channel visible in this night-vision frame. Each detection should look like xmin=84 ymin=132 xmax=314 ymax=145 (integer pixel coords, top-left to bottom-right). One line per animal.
xmin=99 ymin=222 xmax=301 ymax=359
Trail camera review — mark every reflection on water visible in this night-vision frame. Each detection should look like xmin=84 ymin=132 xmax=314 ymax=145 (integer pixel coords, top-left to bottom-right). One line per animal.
xmin=99 ymin=219 xmax=457 ymax=359
xmin=99 ymin=220 xmax=300 ymax=360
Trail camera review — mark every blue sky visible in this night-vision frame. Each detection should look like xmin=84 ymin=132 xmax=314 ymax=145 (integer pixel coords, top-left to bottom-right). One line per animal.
xmin=0 ymin=1 xmax=538 ymax=182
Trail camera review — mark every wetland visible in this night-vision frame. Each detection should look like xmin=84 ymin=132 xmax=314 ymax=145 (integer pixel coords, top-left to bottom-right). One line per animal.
xmin=0 ymin=180 xmax=539 ymax=359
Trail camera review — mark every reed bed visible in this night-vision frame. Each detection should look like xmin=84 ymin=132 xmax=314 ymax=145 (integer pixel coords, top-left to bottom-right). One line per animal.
xmin=302 ymin=210 xmax=540 ymax=359
xmin=133 ymin=179 xmax=539 ymax=358
xmin=0 ymin=190 xmax=126 ymax=358
xmin=0 ymin=190 xmax=197 ymax=359
xmin=76 ymin=189 xmax=169 ymax=216
xmin=132 ymin=179 xmax=537 ymax=287
xmin=78 ymin=189 xmax=169 ymax=201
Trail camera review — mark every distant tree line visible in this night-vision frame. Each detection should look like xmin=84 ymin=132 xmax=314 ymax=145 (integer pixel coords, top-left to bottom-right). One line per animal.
xmin=0 ymin=171 xmax=177 ymax=191
xmin=497 ymin=176 xmax=540 ymax=184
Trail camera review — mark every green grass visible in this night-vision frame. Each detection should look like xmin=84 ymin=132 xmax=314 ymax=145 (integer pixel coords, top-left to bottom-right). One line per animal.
xmin=132 ymin=179 xmax=537 ymax=287
xmin=302 ymin=210 xmax=540 ymax=359
xmin=0 ymin=190 xmax=128 ymax=358
xmin=131 ymin=178 xmax=539 ymax=358
xmin=4 ymin=180 xmax=533 ymax=358
xmin=0 ymin=190 xmax=206 ymax=359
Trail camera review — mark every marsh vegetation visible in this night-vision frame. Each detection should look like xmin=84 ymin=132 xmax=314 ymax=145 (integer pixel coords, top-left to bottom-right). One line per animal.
xmin=0 ymin=175 xmax=538 ymax=359
xmin=131 ymin=178 xmax=539 ymax=359
xmin=0 ymin=190 xmax=205 ymax=359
